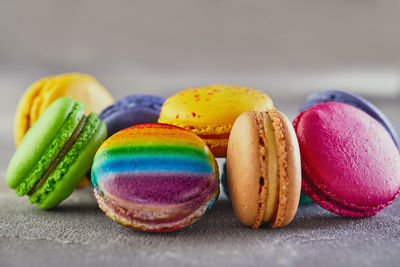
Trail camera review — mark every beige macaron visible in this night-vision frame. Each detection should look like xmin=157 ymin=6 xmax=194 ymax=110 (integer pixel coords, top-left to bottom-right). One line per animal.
xmin=227 ymin=109 xmax=301 ymax=228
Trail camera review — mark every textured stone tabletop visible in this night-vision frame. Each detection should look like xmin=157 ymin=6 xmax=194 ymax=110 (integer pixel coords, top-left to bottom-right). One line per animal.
xmin=1 ymin=187 xmax=400 ymax=267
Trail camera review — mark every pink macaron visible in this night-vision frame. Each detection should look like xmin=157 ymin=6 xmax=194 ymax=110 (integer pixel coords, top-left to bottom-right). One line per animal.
xmin=293 ymin=102 xmax=400 ymax=217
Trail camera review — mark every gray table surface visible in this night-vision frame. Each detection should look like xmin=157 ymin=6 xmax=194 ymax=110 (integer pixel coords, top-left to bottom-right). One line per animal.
xmin=1 ymin=97 xmax=399 ymax=267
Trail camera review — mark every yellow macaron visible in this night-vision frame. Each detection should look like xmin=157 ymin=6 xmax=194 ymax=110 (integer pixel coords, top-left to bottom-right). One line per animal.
xmin=158 ymin=84 xmax=273 ymax=157
xmin=14 ymin=73 xmax=114 ymax=146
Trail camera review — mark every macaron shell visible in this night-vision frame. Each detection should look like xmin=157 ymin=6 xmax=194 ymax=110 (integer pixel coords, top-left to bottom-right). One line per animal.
xmin=7 ymin=97 xmax=77 ymax=188
xmin=299 ymin=90 xmax=399 ymax=150
xmin=269 ymin=110 xmax=301 ymax=228
xmin=14 ymin=73 xmax=114 ymax=146
xmin=99 ymin=95 xmax=165 ymax=137
xmin=227 ymin=112 xmax=262 ymax=226
xmin=159 ymin=85 xmax=273 ymax=135
xmin=158 ymin=85 xmax=273 ymax=157
xmin=294 ymin=102 xmax=400 ymax=217
xmin=36 ymin=117 xmax=107 ymax=210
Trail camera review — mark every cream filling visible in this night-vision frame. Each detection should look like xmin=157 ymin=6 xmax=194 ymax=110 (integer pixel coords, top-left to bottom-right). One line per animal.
xmin=263 ymin=113 xmax=279 ymax=222
xmin=27 ymin=116 xmax=87 ymax=196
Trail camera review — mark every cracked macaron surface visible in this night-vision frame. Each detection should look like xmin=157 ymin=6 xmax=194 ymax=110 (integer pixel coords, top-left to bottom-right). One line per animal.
xmin=294 ymin=102 xmax=400 ymax=217
xmin=158 ymin=84 xmax=273 ymax=157
xmin=91 ymin=123 xmax=220 ymax=232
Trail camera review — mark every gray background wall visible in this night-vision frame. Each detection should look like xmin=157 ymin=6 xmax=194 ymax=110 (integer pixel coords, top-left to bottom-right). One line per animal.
xmin=1 ymin=0 xmax=399 ymax=97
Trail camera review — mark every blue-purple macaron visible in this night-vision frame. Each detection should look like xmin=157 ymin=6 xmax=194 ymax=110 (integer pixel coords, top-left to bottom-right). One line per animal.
xmin=299 ymin=90 xmax=399 ymax=150
xmin=99 ymin=95 xmax=165 ymax=137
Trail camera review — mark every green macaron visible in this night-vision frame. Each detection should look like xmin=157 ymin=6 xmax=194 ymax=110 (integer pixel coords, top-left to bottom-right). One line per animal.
xmin=6 ymin=97 xmax=107 ymax=210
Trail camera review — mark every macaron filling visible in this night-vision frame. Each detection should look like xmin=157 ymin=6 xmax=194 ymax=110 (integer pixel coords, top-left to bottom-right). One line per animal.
xmin=252 ymin=111 xmax=279 ymax=228
xmin=15 ymin=103 xmax=85 ymax=196
xmin=29 ymin=113 xmax=100 ymax=204
xmin=27 ymin=116 xmax=87 ymax=196
xmin=262 ymin=112 xmax=279 ymax=222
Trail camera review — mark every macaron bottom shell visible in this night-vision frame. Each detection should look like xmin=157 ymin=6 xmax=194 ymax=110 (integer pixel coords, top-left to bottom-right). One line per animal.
xmin=94 ymin=187 xmax=219 ymax=232
xmin=301 ymin=170 xmax=397 ymax=218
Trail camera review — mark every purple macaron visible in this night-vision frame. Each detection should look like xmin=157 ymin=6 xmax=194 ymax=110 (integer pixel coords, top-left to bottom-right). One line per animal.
xmin=99 ymin=95 xmax=165 ymax=137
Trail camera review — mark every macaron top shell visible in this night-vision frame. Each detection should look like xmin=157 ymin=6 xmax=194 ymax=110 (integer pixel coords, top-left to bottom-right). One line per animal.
xmin=299 ymin=89 xmax=399 ymax=150
xmin=158 ymin=84 xmax=273 ymax=136
xmin=294 ymin=102 xmax=400 ymax=217
xmin=99 ymin=95 xmax=165 ymax=137
xmin=7 ymin=97 xmax=80 ymax=188
xmin=227 ymin=112 xmax=260 ymax=226
xmin=14 ymin=73 xmax=114 ymax=146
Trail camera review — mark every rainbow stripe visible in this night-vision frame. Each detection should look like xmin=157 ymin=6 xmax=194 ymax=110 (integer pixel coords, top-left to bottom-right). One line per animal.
xmin=91 ymin=123 xmax=219 ymax=232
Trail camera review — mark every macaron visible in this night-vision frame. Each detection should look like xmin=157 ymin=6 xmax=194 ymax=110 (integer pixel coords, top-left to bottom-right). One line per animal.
xmin=158 ymin=84 xmax=274 ymax=157
xmin=6 ymin=97 xmax=107 ymax=210
xmin=99 ymin=95 xmax=165 ymax=137
xmin=14 ymin=73 xmax=114 ymax=146
xmin=299 ymin=90 xmax=399 ymax=150
xmin=227 ymin=109 xmax=301 ymax=228
xmin=91 ymin=123 xmax=220 ymax=232
xmin=294 ymin=102 xmax=400 ymax=217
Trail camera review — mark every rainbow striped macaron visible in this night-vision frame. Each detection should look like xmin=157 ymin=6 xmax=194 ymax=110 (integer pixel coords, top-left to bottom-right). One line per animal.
xmin=91 ymin=123 xmax=220 ymax=232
